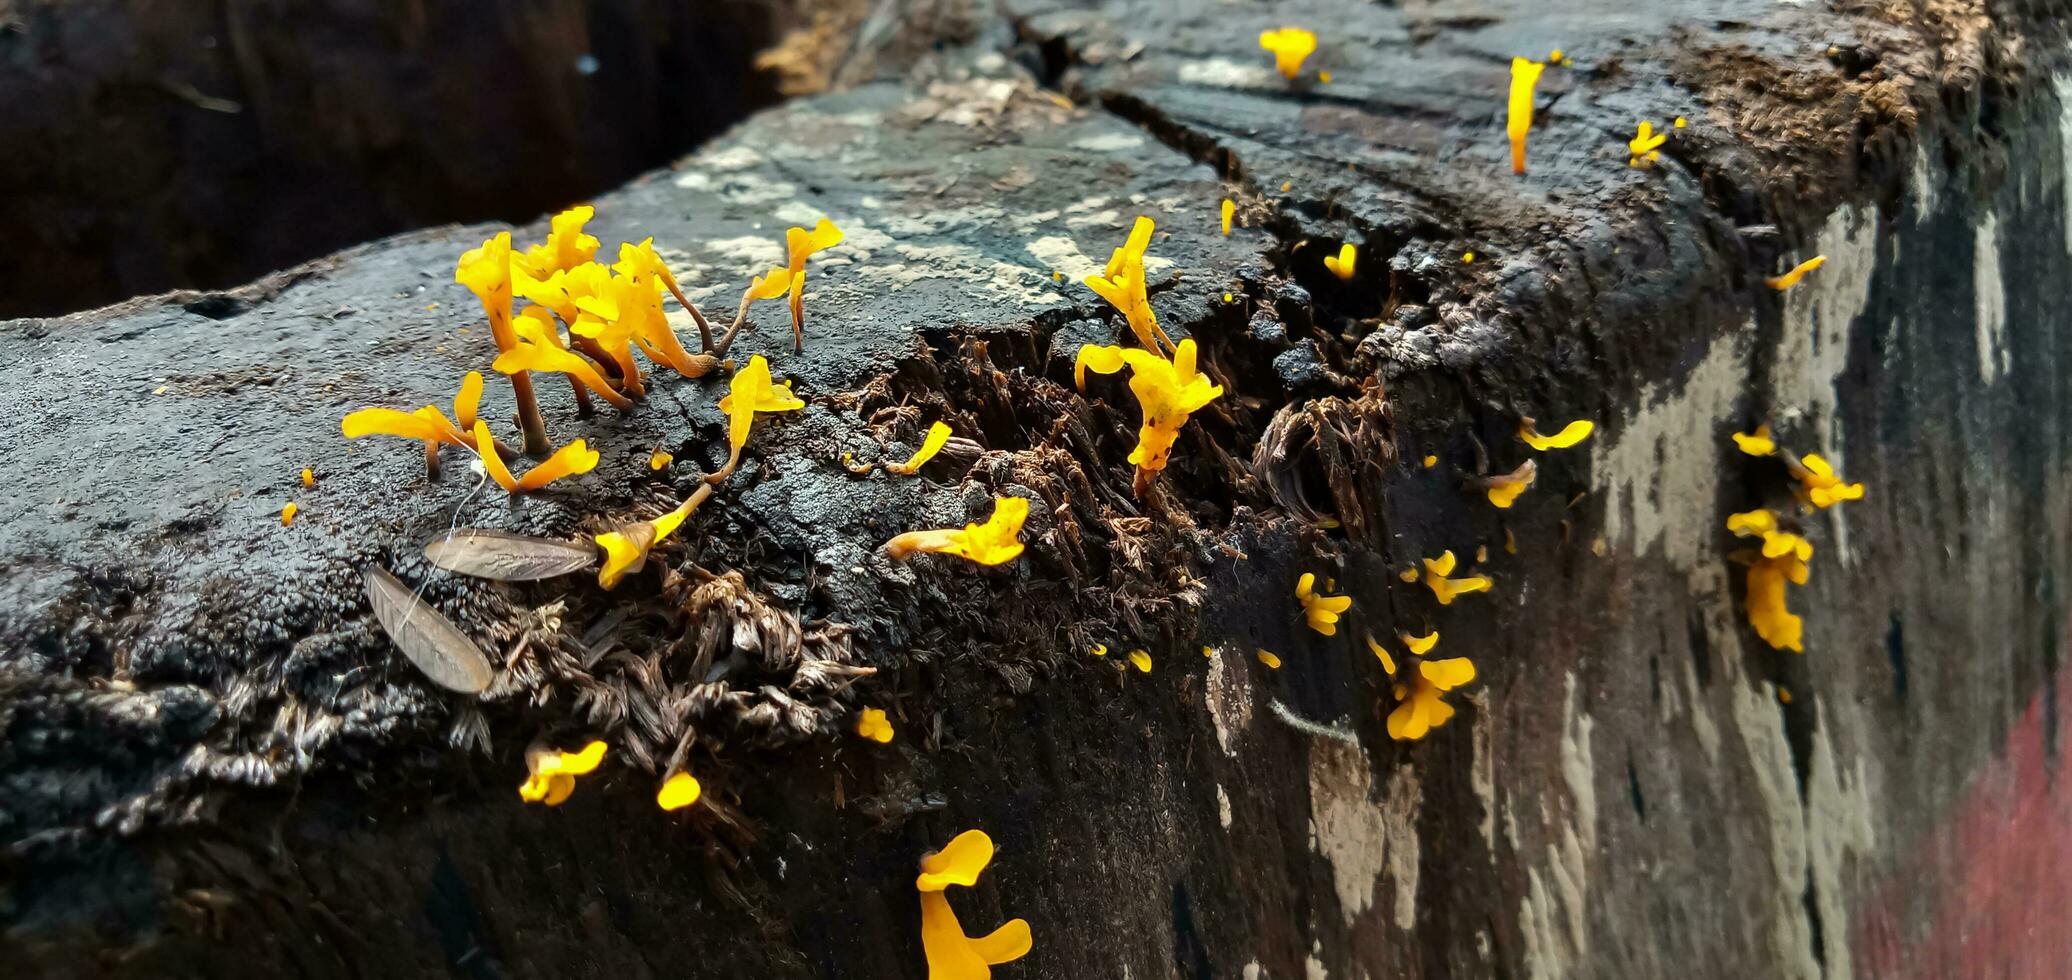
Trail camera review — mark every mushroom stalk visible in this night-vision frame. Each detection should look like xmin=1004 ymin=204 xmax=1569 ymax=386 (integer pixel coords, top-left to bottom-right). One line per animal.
xmin=487 ymin=304 xmax=552 ymax=458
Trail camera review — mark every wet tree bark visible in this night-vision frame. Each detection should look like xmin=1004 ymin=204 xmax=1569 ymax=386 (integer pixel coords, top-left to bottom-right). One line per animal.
xmin=5 ymin=1 xmax=2072 ymax=978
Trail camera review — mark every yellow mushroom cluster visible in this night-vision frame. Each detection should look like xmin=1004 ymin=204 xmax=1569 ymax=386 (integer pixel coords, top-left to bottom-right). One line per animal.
xmin=1727 ymin=425 xmax=1867 ymax=651
xmin=1069 ymin=216 xmax=1228 ymax=497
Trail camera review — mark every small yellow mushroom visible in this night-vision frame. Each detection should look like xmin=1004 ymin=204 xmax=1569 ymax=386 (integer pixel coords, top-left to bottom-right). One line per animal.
xmin=649 ymin=448 xmax=674 ymax=470
xmin=594 ymin=486 xmax=712 ymax=590
xmin=1074 ymin=338 xmax=1224 ymax=496
xmin=709 ymin=354 xmax=806 ymax=483
xmin=1128 ymin=650 xmax=1153 ymax=673
xmin=784 ymin=218 xmax=845 ymax=352
xmin=1463 ymin=251 xmax=1475 ymax=263
xmin=472 ymin=420 xmax=598 ymax=494
xmin=1220 ymin=198 xmax=1235 ymax=236
xmin=301 ymin=467 xmax=315 ymax=488
xmin=457 ymin=232 xmax=550 ymax=456
xmin=1422 ymin=550 xmax=1493 ymax=605
xmin=1519 ymin=417 xmax=1594 ymax=450
xmin=1256 ymin=649 xmax=1282 ymax=669
xmin=1422 ymin=454 xmax=1438 ymax=468
xmin=1732 ymin=424 xmax=1776 ymax=456
xmin=1766 ymin=256 xmax=1827 ymax=290
xmin=657 ymin=771 xmax=703 ymax=811
xmin=1364 ymin=634 xmax=1397 ymax=675
xmin=1318 ymin=70 xmax=1334 ymax=84
xmin=886 ymin=422 xmax=953 ymax=476
xmin=1295 ymin=573 xmax=1352 ymax=635
xmin=1091 ymin=644 xmax=1108 ymax=657
xmin=280 ymin=502 xmax=298 ymax=526
xmin=1403 ymin=631 xmax=1439 ymax=655
xmin=613 ymin=237 xmax=717 ymax=358
xmin=1258 ymin=27 xmax=1317 ymax=80
xmin=1323 ymin=243 xmax=1356 ymax=281
xmin=498 ymin=309 xmax=636 ymax=412
xmin=515 ymin=205 xmax=602 ymax=277
xmin=917 ymin=830 xmax=1033 ymax=980
xmin=1628 ymin=120 xmax=1668 ymax=167
xmin=1083 ymin=216 xmax=1172 ymax=353
xmin=1482 ymin=460 xmax=1537 ymax=509
xmin=1388 ymin=656 xmax=1476 ymax=740
xmin=1746 ymin=554 xmax=1807 ymax=652
xmin=1792 ymin=453 xmax=1865 ymax=508
xmin=518 ymin=740 xmax=607 ymax=806
xmin=856 ymin=707 xmax=896 ymax=743
xmin=1674 ymin=116 xmax=1688 ymax=128
xmin=884 ymin=496 xmax=1030 ymax=566
xmin=1508 ymin=57 xmax=1546 ymax=176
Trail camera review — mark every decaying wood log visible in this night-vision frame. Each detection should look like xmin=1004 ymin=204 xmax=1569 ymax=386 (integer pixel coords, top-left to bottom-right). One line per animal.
xmin=5 ymin=1 xmax=2072 ymax=977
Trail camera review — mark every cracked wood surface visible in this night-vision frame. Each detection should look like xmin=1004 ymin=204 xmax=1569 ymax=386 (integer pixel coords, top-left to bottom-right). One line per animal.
xmin=5 ymin=1 xmax=2072 ymax=977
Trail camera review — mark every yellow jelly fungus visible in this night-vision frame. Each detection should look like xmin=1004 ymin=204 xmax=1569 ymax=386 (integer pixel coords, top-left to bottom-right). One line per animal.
xmin=1203 ymin=646 xmax=1216 ymax=658
xmin=457 ymin=232 xmax=550 ymax=456
xmin=518 ymin=740 xmax=607 ymax=806
xmin=1258 ymin=27 xmax=1317 ymax=80
xmin=1548 ymin=49 xmax=1566 ymax=64
xmin=1520 ymin=417 xmax=1594 ymax=450
xmin=1628 ymin=120 xmax=1668 ymax=167
xmin=1725 ymin=508 xmax=1779 ymax=538
xmin=1423 ymin=550 xmax=1494 ymax=605
xmin=612 ymin=238 xmax=691 ymax=311
xmin=856 ymin=707 xmax=896 ymax=743
xmin=1223 ymin=292 xmax=1234 ymax=303
xmin=1091 ymin=644 xmax=1108 ymax=657
xmin=1476 ymin=544 xmax=1490 ymax=563
xmin=1074 ymin=338 xmax=1225 ymax=495
xmin=884 ymin=496 xmax=1031 ymax=566
xmin=886 ymin=421 xmax=953 ymax=476
xmin=1256 ymin=649 xmax=1282 ymax=669
xmin=1422 ymin=454 xmax=1438 ymax=468
xmin=784 ymin=218 xmax=845 ymax=352
xmin=1778 ymin=687 xmax=1793 ymax=705
xmin=280 ymin=502 xmax=298 ymax=526
xmin=1220 ymin=198 xmax=1235 ymax=236
xmin=499 ymin=310 xmax=636 ymax=411
xmin=1746 ymin=554 xmax=1806 ymax=652
xmin=1402 ymin=631 xmax=1439 ymax=655
xmin=1795 ymin=453 xmax=1866 ymax=509
xmin=1295 ymin=573 xmax=1352 ymax=636
xmin=657 ymin=771 xmax=703 ymax=811
xmin=471 ymin=420 xmax=598 ymax=494
xmin=1128 ymin=650 xmax=1153 ymax=673
xmin=341 ymin=403 xmax=483 ymax=450
xmin=917 ymin=830 xmax=1033 ymax=980
xmin=594 ymin=487 xmax=710 ymax=590
xmin=1365 ymin=634 xmax=1397 ymax=676
xmin=1318 ymin=70 xmax=1333 ymax=84
xmin=1504 ymin=526 xmax=1518 ymax=554
xmin=1463 ymin=251 xmax=1475 ymax=263
xmin=649 ymin=448 xmax=674 ymax=470
xmin=1766 ymin=255 xmax=1827 ymax=290
xmin=1084 ymin=216 xmax=1173 ymax=353
xmin=1388 ymin=656 xmax=1477 ymax=740
xmin=516 ymin=205 xmax=602 ymax=277
xmin=1509 ymin=57 xmax=1546 ymax=176
xmin=1733 ymin=424 xmax=1776 ymax=456
xmin=1674 ymin=116 xmax=1688 ymax=128
xmin=301 ymin=467 xmax=315 ymax=488
xmin=1323 ymin=243 xmax=1356 ymax=281
xmin=710 ymin=354 xmax=806 ymax=482
xmin=1484 ymin=460 xmax=1537 ymax=509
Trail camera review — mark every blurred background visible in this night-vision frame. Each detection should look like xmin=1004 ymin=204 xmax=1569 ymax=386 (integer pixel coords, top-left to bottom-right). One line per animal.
xmin=0 ymin=0 xmax=955 ymax=319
